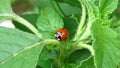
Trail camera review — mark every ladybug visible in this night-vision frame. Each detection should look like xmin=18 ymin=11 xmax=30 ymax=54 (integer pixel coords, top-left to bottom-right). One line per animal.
xmin=55 ymin=28 xmax=68 ymax=41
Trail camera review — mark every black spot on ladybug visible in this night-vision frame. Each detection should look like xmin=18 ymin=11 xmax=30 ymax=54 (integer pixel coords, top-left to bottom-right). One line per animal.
xmin=54 ymin=33 xmax=61 ymax=41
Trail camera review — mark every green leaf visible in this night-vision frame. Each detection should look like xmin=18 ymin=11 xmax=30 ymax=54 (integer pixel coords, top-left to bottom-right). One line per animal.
xmin=78 ymin=57 xmax=95 ymax=68
xmin=38 ymin=59 xmax=53 ymax=68
xmin=117 ymin=60 xmax=119 ymax=68
xmin=37 ymin=7 xmax=64 ymax=39
xmin=36 ymin=0 xmax=52 ymax=9
xmin=66 ymin=49 xmax=91 ymax=67
xmin=117 ymin=60 xmax=120 ymax=68
xmin=54 ymin=0 xmax=80 ymax=7
xmin=91 ymin=19 xmax=120 ymax=68
xmin=37 ymin=47 xmax=57 ymax=68
xmin=115 ymin=26 xmax=120 ymax=39
xmin=99 ymin=0 xmax=118 ymax=18
xmin=57 ymin=3 xmax=81 ymax=16
xmin=0 ymin=27 xmax=44 ymax=68
xmin=37 ymin=0 xmax=81 ymax=16
xmin=63 ymin=16 xmax=78 ymax=39
xmin=119 ymin=0 xmax=120 ymax=6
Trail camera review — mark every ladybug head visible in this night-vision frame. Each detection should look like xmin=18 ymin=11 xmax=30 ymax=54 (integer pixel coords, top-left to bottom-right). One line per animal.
xmin=54 ymin=32 xmax=62 ymax=41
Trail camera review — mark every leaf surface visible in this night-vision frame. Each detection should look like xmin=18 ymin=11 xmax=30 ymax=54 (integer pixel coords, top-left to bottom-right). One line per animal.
xmin=78 ymin=57 xmax=95 ymax=68
xmin=91 ymin=19 xmax=120 ymax=68
xmin=37 ymin=7 xmax=64 ymax=39
xmin=0 ymin=27 xmax=43 ymax=68
xmin=66 ymin=49 xmax=91 ymax=67
xmin=99 ymin=0 xmax=118 ymax=17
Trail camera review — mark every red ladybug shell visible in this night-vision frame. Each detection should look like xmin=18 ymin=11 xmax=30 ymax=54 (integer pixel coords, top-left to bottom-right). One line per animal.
xmin=55 ymin=28 xmax=68 ymax=40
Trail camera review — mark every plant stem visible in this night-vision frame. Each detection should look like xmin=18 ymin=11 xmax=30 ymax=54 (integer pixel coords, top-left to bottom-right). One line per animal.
xmin=73 ymin=0 xmax=86 ymax=41
xmin=79 ymin=22 xmax=91 ymax=40
xmin=43 ymin=39 xmax=62 ymax=45
xmin=13 ymin=15 xmax=43 ymax=39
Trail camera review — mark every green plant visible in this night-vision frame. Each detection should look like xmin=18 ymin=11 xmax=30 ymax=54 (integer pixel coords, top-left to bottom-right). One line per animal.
xmin=0 ymin=0 xmax=120 ymax=68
